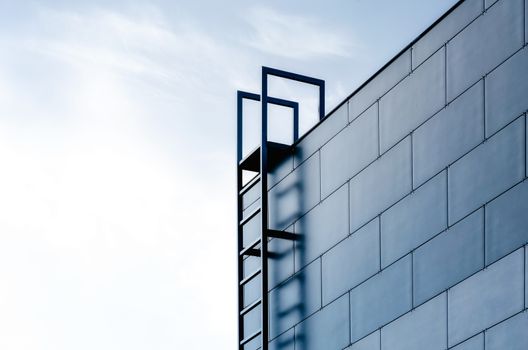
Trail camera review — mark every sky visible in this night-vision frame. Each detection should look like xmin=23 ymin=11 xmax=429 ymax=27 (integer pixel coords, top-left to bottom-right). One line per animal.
xmin=0 ymin=1 xmax=458 ymax=349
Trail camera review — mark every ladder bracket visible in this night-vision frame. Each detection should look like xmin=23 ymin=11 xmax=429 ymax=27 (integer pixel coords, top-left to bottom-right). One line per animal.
xmin=268 ymin=230 xmax=300 ymax=241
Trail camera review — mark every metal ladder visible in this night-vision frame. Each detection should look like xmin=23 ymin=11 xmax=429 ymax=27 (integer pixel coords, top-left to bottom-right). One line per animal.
xmin=236 ymin=67 xmax=324 ymax=350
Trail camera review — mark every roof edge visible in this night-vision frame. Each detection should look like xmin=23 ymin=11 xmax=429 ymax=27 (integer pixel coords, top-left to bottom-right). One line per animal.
xmin=294 ymin=0 xmax=467 ymax=146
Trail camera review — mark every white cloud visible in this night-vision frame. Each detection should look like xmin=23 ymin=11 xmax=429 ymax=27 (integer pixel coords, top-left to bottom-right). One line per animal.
xmin=21 ymin=7 xmax=245 ymax=100
xmin=0 ymin=6 xmax=239 ymax=350
xmin=0 ymin=3 xmax=365 ymax=349
xmin=244 ymin=7 xmax=353 ymax=59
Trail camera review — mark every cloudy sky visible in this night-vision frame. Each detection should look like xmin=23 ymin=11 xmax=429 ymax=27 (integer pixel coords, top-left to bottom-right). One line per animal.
xmin=0 ymin=1 xmax=457 ymax=349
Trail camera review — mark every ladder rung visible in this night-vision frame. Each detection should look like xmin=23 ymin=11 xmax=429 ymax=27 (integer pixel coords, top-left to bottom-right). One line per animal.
xmin=239 ymin=174 xmax=261 ymax=196
xmin=268 ymin=230 xmax=299 ymax=240
xmin=240 ymin=269 xmax=261 ymax=286
xmin=239 ymin=207 xmax=261 ymax=226
xmin=240 ymin=298 xmax=261 ymax=316
xmin=240 ymin=330 xmax=261 ymax=346
xmin=240 ymin=238 xmax=261 ymax=257
xmin=244 ymin=248 xmax=261 ymax=257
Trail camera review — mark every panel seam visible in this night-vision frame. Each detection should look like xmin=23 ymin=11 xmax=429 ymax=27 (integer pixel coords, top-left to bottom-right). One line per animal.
xmin=446 ymin=166 xmax=450 ymax=228
xmin=483 ymin=77 xmax=487 ymax=139
xmin=444 ymin=43 xmax=448 ymax=105
xmin=446 ymin=291 xmax=449 ymax=348
xmin=483 ymin=205 xmax=487 ymax=266
xmin=411 ymin=132 xmax=414 ymax=190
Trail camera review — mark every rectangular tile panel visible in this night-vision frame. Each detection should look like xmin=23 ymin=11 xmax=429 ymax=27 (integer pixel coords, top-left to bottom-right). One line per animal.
xmin=294 ymin=294 xmax=349 ymax=350
xmin=322 ymin=217 xmax=380 ymax=305
xmin=380 ymin=48 xmax=445 ymax=153
xmin=349 ymin=50 xmax=411 ymax=121
xmin=412 ymin=0 xmax=483 ymax=68
xmin=381 ymin=171 xmax=447 ymax=268
xmin=295 ymin=184 xmax=348 ymax=271
xmin=413 ymin=209 xmax=484 ymax=306
xmin=485 ymin=311 xmax=528 ymax=350
xmin=413 ymin=80 xmax=484 ymax=187
xmin=294 ymin=102 xmax=348 ymax=167
xmin=485 ymin=180 xmax=528 ymax=265
xmin=448 ymin=117 xmax=525 ymax=225
xmin=448 ymin=248 xmax=525 ymax=346
xmin=269 ymin=152 xmax=320 ymax=230
xmin=485 ymin=47 xmax=528 ymax=136
xmin=350 ymin=137 xmax=412 ymax=233
xmin=269 ymin=259 xmax=321 ymax=339
xmin=321 ymin=102 xmax=378 ymax=198
xmin=347 ymin=330 xmax=380 ymax=350
xmin=450 ymin=334 xmax=484 ymax=350
xmin=447 ymin=0 xmax=524 ymax=100
xmin=350 ymin=254 xmax=412 ymax=342
xmin=381 ymin=293 xmax=447 ymax=350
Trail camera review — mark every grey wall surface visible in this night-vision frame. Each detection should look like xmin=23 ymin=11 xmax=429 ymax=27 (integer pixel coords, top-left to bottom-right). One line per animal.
xmin=242 ymin=0 xmax=528 ymax=348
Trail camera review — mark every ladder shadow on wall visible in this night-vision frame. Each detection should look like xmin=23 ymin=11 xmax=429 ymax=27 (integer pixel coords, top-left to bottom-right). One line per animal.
xmin=269 ymin=147 xmax=307 ymax=350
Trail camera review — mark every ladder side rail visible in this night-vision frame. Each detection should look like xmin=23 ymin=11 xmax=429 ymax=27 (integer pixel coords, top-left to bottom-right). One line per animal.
xmin=260 ymin=71 xmax=270 ymax=350
xmin=236 ymin=91 xmax=260 ymax=349
xmin=236 ymin=91 xmax=244 ymax=349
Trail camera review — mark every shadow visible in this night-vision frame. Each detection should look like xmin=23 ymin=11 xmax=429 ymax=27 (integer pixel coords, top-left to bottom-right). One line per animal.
xmin=267 ymin=146 xmax=307 ymax=350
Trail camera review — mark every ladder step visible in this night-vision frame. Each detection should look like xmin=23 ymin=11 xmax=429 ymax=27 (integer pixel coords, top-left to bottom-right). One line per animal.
xmin=240 ymin=330 xmax=261 ymax=346
xmin=268 ymin=230 xmax=299 ymax=241
xmin=240 ymin=238 xmax=261 ymax=257
xmin=239 ymin=174 xmax=261 ymax=196
xmin=240 ymin=269 xmax=261 ymax=286
xmin=239 ymin=207 xmax=261 ymax=226
xmin=240 ymin=298 xmax=261 ymax=316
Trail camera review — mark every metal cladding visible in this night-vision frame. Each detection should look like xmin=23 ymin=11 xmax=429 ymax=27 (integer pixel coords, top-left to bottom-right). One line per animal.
xmin=236 ymin=0 xmax=528 ymax=348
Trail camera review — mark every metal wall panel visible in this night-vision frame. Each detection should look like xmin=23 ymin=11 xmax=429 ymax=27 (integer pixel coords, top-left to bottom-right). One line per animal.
xmin=379 ymin=48 xmax=445 ymax=153
xmin=322 ymin=217 xmax=379 ymax=305
xmin=350 ymin=254 xmax=412 ymax=342
xmin=412 ymin=80 xmax=484 ymax=187
xmin=413 ymin=209 xmax=484 ymax=305
xmin=448 ymin=117 xmax=525 ymax=225
xmin=447 ymin=0 xmax=524 ymax=100
xmin=380 ymin=293 xmax=447 ymax=350
xmin=485 ymin=47 xmax=528 ymax=136
xmin=381 ymin=171 xmax=447 ymax=268
xmin=447 ymin=249 xmax=524 ymax=346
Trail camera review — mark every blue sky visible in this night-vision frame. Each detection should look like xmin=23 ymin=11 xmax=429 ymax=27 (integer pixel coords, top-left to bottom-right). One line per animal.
xmin=0 ymin=1 xmax=457 ymax=349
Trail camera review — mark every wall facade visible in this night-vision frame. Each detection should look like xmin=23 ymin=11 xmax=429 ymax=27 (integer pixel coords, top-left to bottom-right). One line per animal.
xmin=241 ymin=0 xmax=528 ymax=348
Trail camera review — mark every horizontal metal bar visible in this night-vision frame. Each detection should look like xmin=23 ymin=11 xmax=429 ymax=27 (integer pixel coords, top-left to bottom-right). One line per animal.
xmin=245 ymin=248 xmax=261 ymax=257
xmin=240 ymin=238 xmax=261 ymax=257
xmin=240 ymin=269 xmax=261 ymax=286
xmin=239 ymin=207 xmax=261 ymax=226
xmin=267 ymin=96 xmax=298 ymax=109
xmin=240 ymin=298 xmax=261 ymax=316
xmin=240 ymin=330 xmax=261 ymax=346
xmin=237 ymin=90 xmax=260 ymax=102
xmin=263 ymin=66 xmax=325 ymax=87
xmin=268 ymin=230 xmax=300 ymax=241
xmin=239 ymin=174 xmax=261 ymax=196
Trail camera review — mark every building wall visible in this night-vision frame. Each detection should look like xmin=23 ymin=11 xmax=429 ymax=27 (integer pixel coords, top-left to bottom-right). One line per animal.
xmin=241 ymin=0 xmax=528 ymax=348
